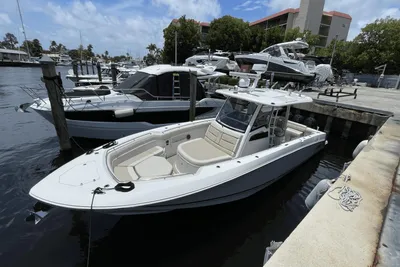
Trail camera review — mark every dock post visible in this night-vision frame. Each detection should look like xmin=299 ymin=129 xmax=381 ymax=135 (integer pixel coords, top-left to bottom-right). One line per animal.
xmin=72 ymin=61 xmax=79 ymax=86
xmin=324 ymin=116 xmax=333 ymax=134
xmin=85 ymin=60 xmax=89 ymax=74
xmin=189 ymin=70 xmax=197 ymax=121
xmin=96 ymin=62 xmax=102 ymax=83
xmin=79 ymin=60 xmax=83 ymax=75
xmin=395 ymin=74 xmax=400 ymax=90
xmin=111 ymin=63 xmax=117 ymax=86
xmin=39 ymin=55 xmax=71 ymax=151
xmin=91 ymin=60 xmax=95 ymax=74
xmin=341 ymin=120 xmax=352 ymax=139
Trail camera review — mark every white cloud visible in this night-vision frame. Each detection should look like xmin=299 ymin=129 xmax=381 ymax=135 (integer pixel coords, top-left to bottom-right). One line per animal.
xmin=0 ymin=13 xmax=12 ymax=25
xmin=33 ymin=0 xmax=220 ymax=56
xmin=234 ymin=1 xmax=253 ymax=10
xmin=324 ymin=0 xmax=400 ymax=39
xmin=244 ymin=6 xmax=262 ymax=11
xmin=152 ymin=0 xmax=221 ymax=21
xmin=38 ymin=0 xmax=221 ymax=55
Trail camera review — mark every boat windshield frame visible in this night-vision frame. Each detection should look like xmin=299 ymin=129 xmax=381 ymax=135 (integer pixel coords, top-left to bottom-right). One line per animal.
xmin=216 ymin=97 xmax=258 ymax=133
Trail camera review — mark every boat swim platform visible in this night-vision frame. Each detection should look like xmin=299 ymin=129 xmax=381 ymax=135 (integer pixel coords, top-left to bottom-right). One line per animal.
xmin=264 ymin=87 xmax=400 ymax=267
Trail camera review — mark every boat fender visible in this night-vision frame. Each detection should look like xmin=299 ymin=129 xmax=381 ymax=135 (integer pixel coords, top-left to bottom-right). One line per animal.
xmin=352 ymin=137 xmax=372 ymax=159
xmin=305 ymin=179 xmax=333 ymax=210
xmin=115 ymin=182 xmax=135 ymax=192
xmin=114 ymin=109 xmax=134 ymax=118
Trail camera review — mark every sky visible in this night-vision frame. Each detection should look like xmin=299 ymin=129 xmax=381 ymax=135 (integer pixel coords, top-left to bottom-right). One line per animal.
xmin=0 ymin=0 xmax=399 ymax=57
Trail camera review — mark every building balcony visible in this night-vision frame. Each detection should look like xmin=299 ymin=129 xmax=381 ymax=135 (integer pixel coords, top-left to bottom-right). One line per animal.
xmin=318 ymin=25 xmax=330 ymax=37
xmin=320 ymin=15 xmax=332 ymax=26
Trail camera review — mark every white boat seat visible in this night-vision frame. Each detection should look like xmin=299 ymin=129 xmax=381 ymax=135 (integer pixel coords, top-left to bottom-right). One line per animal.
xmin=117 ymin=146 xmax=164 ymax=167
xmin=176 ymin=121 xmax=241 ymax=169
xmin=177 ymin=138 xmax=231 ymax=166
xmin=113 ymin=166 xmax=139 ymax=182
xmin=286 ymin=127 xmax=303 ymax=137
xmin=135 ymin=156 xmax=173 ymax=179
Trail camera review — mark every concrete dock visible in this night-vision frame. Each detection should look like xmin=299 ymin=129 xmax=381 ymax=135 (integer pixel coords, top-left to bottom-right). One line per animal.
xmin=264 ymin=86 xmax=400 ymax=267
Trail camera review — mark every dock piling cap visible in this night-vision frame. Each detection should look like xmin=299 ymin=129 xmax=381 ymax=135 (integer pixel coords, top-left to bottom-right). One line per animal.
xmin=39 ymin=55 xmax=55 ymax=65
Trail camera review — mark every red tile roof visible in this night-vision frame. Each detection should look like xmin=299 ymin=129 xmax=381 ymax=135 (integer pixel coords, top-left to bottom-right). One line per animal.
xmin=250 ymin=8 xmax=352 ymax=26
xmin=249 ymin=8 xmax=299 ymax=26
xmin=323 ymin=11 xmax=352 ymax=20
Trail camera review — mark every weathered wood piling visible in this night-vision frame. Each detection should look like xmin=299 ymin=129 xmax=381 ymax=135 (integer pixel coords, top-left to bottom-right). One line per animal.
xmin=39 ymin=55 xmax=71 ymax=151
xmin=189 ymin=70 xmax=197 ymax=121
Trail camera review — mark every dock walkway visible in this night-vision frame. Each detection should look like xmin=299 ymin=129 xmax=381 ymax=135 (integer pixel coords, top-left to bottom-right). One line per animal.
xmin=265 ymin=86 xmax=400 ymax=267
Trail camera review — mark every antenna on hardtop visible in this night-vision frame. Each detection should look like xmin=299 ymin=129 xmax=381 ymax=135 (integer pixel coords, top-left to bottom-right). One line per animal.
xmin=229 ymin=72 xmax=261 ymax=92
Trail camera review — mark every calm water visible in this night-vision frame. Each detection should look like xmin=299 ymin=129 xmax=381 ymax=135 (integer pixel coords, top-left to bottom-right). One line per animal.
xmin=0 ymin=67 xmax=356 ymax=267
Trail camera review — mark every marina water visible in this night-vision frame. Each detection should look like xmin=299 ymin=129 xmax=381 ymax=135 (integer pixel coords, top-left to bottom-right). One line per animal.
xmin=0 ymin=67 xmax=355 ymax=267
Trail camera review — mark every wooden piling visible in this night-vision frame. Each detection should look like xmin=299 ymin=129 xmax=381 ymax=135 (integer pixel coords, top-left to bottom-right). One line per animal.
xmin=111 ymin=63 xmax=117 ymax=86
xmin=72 ymin=61 xmax=79 ymax=86
xmin=189 ymin=70 xmax=197 ymax=121
xmin=85 ymin=60 xmax=89 ymax=74
xmin=79 ymin=60 xmax=83 ymax=75
xmin=324 ymin=116 xmax=333 ymax=134
xmin=341 ymin=120 xmax=352 ymax=139
xmin=96 ymin=62 xmax=102 ymax=83
xmin=91 ymin=60 xmax=95 ymax=74
xmin=39 ymin=55 xmax=71 ymax=151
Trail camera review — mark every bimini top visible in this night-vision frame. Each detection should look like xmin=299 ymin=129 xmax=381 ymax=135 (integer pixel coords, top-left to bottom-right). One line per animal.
xmin=216 ymin=88 xmax=313 ymax=107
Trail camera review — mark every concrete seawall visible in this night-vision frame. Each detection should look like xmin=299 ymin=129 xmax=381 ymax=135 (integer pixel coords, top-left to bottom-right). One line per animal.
xmin=264 ymin=117 xmax=400 ymax=267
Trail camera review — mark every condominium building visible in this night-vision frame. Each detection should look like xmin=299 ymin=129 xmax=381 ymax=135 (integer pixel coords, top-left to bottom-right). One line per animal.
xmin=250 ymin=0 xmax=352 ymax=47
xmin=170 ymin=0 xmax=351 ymax=47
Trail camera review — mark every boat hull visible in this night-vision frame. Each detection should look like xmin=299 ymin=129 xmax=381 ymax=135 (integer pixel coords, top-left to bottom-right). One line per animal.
xmin=33 ymin=108 xmax=221 ymax=140
xmin=235 ymin=56 xmax=316 ymax=84
xmin=98 ymin=140 xmax=325 ymax=215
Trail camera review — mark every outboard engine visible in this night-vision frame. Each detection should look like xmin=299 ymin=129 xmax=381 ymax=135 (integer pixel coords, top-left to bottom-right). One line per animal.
xmin=314 ymin=64 xmax=334 ymax=83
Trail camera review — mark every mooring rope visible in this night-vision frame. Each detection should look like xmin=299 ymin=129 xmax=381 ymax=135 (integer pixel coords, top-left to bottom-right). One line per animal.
xmin=328 ymin=174 xmax=362 ymax=212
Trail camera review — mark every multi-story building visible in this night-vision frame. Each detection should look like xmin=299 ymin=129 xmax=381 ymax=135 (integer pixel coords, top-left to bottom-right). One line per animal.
xmin=249 ymin=0 xmax=351 ymax=47
xmin=170 ymin=0 xmax=351 ymax=48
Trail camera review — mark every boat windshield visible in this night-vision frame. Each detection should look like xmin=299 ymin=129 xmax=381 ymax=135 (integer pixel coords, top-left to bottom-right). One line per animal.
xmin=216 ymin=97 xmax=258 ymax=133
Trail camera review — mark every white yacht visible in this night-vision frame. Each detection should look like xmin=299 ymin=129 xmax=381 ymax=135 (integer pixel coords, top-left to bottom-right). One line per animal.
xmin=24 ymin=65 xmax=227 ymax=140
xmin=235 ymin=40 xmax=333 ymax=84
xmin=29 ymin=72 xmax=327 ymax=215
xmin=184 ymin=54 xmax=240 ymax=74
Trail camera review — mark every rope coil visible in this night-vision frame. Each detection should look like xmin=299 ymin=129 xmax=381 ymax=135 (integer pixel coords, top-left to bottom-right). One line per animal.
xmin=328 ymin=174 xmax=362 ymax=212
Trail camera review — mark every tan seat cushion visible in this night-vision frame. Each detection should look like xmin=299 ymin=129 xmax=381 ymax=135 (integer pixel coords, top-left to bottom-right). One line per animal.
xmin=177 ymin=138 xmax=231 ymax=166
xmin=204 ymin=121 xmax=242 ymax=157
xmin=135 ymin=156 xmax=173 ymax=178
xmin=118 ymin=146 xmax=164 ymax=167
xmin=113 ymin=166 xmax=139 ymax=182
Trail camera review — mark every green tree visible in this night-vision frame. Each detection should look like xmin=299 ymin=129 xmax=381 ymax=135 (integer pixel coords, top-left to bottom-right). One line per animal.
xmin=87 ymin=44 xmax=94 ymax=58
xmin=163 ymin=15 xmax=201 ymax=64
xmin=144 ymin=43 xmax=163 ymax=65
xmin=68 ymin=49 xmax=80 ymax=60
xmin=57 ymin=43 xmax=67 ymax=53
xmin=1 ymin=33 xmax=19 ymax=49
xmin=49 ymin=40 xmax=57 ymax=52
xmin=353 ymin=17 xmax=400 ymax=74
xmin=21 ymin=39 xmax=43 ymax=57
xmin=264 ymin=27 xmax=284 ymax=47
xmin=249 ymin=26 xmax=266 ymax=52
xmin=303 ymin=31 xmax=320 ymax=47
xmin=206 ymin=16 xmax=251 ymax=51
xmin=104 ymin=50 xmax=109 ymax=59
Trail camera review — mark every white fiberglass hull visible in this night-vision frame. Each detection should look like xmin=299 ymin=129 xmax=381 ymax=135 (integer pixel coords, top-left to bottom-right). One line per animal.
xmin=33 ymin=107 xmax=221 ymax=140
xmin=29 ymin=120 xmax=326 ymax=215
xmin=100 ymin=140 xmax=325 ymax=215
